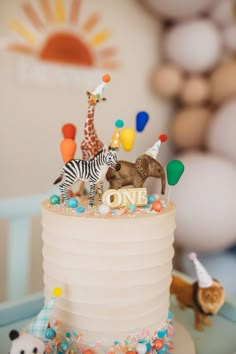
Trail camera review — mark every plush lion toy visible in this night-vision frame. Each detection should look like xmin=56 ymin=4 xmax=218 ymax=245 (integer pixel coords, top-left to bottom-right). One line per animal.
xmin=170 ymin=252 xmax=225 ymax=331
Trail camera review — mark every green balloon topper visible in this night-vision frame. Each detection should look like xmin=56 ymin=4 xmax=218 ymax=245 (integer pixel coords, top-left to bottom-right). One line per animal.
xmin=166 ymin=160 xmax=184 ymax=186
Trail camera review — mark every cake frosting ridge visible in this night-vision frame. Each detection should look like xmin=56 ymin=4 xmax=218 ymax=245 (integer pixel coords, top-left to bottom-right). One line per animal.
xmin=42 ymin=200 xmax=176 ymax=348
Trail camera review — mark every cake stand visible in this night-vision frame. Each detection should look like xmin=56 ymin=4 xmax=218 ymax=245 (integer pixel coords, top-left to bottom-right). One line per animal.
xmin=172 ymin=319 xmax=196 ymax=354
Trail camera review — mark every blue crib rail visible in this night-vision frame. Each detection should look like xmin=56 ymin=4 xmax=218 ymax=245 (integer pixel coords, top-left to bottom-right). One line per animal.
xmin=0 ymin=194 xmax=47 ymax=301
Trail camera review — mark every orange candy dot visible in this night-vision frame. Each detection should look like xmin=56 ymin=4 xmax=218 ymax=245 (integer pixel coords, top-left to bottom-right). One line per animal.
xmin=153 ymin=339 xmax=163 ymax=350
xmin=152 ymin=200 xmax=162 ymax=212
xmin=83 ymin=350 xmax=94 ymax=354
xmin=126 ymin=351 xmax=136 ymax=354
xmin=102 ymin=74 xmax=111 ymax=83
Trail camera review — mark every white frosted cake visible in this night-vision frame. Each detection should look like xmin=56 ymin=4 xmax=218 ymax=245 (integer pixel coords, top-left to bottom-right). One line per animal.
xmin=41 ymin=199 xmax=176 ymax=351
xmin=8 ymin=75 xmax=184 ymax=354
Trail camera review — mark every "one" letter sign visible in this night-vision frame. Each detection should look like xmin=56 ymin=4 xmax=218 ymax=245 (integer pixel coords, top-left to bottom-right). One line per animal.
xmin=102 ymin=188 xmax=147 ymax=208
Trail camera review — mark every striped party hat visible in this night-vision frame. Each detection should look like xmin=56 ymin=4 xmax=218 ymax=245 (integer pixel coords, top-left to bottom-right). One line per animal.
xmin=28 ymin=287 xmax=62 ymax=339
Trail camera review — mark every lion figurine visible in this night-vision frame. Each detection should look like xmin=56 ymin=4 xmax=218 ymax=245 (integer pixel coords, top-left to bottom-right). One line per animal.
xmin=170 ymin=253 xmax=225 ymax=331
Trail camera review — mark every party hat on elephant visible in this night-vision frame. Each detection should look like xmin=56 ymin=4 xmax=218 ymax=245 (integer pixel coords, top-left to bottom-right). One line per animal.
xmin=188 ymin=252 xmax=213 ymax=288
xmin=28 ymin=287 xmax=62 ymax=338
xmin=92 ymin=74 xmax=111 ymax=97
xmin=145 ymin=134 xmax=167 ymax=159
xmin=109 ymin=119 xmax=124 ymax=150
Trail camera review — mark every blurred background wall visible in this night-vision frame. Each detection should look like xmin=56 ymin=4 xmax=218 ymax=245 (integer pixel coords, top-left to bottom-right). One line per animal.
xmin=1 ymin=0 xmax=236 ymax=302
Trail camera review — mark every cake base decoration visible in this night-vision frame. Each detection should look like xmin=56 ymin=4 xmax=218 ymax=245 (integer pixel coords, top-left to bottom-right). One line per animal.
xmin=10 ymin=311 xmax=174 ymax=354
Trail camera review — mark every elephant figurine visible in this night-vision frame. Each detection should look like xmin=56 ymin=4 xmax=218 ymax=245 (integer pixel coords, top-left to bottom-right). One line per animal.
xmin=106 ymin=154 xmax=166 ymax=194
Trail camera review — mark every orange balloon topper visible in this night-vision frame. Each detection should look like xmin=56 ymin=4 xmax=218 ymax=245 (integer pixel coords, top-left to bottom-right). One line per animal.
xmin=60 ymin=123 xmax=77 ymax=163
xmin=62 ymin=123 xmax=76 ymax=140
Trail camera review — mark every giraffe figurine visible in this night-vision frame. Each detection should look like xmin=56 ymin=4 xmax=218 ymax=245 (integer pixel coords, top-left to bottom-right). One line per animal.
xmin=78 ymin=74 xmax=111 ymax=195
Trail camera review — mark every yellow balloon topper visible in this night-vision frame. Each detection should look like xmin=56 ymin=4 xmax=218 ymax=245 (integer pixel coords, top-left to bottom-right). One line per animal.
xmin=120 ymin=127 xmax=136 ymax=152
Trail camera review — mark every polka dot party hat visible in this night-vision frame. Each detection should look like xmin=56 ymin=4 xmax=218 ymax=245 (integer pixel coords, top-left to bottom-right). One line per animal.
xmin=28 ymin=287 xmax=62 ymax=339
xmin=188 ymin=252 xmax=213 ymax=288
xmin=145 ymin=134 xmax=167 ymax=160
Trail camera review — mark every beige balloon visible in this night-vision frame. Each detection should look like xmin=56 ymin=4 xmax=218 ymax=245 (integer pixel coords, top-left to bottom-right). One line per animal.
xmin=171 ymin=107 xmax=212 ymax=149
xmin=180 ymin=76 xmax=211 ymax=105
xmin=210 ymin=59 xmax=236 ymax=104
xmin=153 ymin=65 xmax=183 ymax=98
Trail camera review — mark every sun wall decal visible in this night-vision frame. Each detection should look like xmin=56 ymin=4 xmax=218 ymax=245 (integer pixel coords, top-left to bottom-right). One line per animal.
xmin=7 ymin=0 xmax=119 ymax=69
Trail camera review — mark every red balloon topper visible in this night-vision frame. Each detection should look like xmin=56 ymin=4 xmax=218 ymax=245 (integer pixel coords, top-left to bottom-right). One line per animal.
xmin=62 ymin=123 xmax=76 ymax=140
xmin=159 ymin=134 xmax=168 ymax=143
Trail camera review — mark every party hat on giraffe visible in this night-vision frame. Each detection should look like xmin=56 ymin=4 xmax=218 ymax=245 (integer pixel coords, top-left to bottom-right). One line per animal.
xmin=28 ymin=287 xmax=62 ymax=338
xmin=188 ymin=252 xmax=213 ymax=288
xmin=145 ymin=134 xmax=167 ymax=159
xmin=109 ymin=120 xmax=124 ymax=150
xmin=92 ymin=74 xmax=111 ymax=97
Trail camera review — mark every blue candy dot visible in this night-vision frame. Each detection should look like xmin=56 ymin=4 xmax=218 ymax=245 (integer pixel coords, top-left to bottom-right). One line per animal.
xmin=66 ymin=332 xmax=71 ymax=338
xmin=115 ymin=119 xmax=124 ymax=128
xmin=147 ymin=195 xmax=156 ymax=204
xmin=142 ymin=205 xmax=150 ymax=209
xmin=145 ymin=341 xmax=151 ymax=352
xmin=157 ymin=329 xmax=166 ymax=338
xmin=60 ymin=341 xmax=69 ymax=351
xmin=45 ymin=327 xmax=56 ymax=339
xmin=136 ymin=111 xmax=149 ymax=132
xmin=157 ymin=344 xmax=168 ymax=354
xmin=50 ymin=195 xmax=60 ymax=205
xmin=76 ymin=206 xmax=85 ymax=213
xmin=128 ymin=204 xmax=136 ymax=211
xmin=67 ymin=198 xmax=78 ymax=208
xmin=168 ymin=311 xmax=172 ymax=320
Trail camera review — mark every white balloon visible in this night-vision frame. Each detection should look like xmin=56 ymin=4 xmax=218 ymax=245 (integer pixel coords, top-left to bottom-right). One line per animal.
xmin=210 ymin=0 xmax=234 ymax=27
xmin=171 ymin=152 xmax=236 ymax=252
xmin=144 ymin=0 xmax=216 ymax=19
xmin=223 ymin=24 xmax=236 ymax=52
xmin=180 ymin=250 xmax=236 ymax=298
xmin=164 ymin=20 xmax=222 ymax=73
xmin=207 ymin=99 xmax=236 ymax=163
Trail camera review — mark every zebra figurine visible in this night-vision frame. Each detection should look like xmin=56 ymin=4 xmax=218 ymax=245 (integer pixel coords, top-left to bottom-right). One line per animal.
xmin=54 ymin=145 xmax=121 ymax=207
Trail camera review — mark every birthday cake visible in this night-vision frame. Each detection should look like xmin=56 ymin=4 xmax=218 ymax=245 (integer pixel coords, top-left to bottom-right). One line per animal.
xmin=9 ymin=75 xmax=185 ymax=354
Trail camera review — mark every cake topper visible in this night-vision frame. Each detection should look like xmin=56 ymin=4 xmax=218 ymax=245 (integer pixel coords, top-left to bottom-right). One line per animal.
xmin=166 ymin=159 xmax=185 ymax=204
xmin=80 ymin=74 xmax=110 ymax=160
xmin=54 ymin=121 xmax=122 ymax=207
xmin=78 ymin=74 xmax=110 ymax=195
xmin=170 ymin=253 xmax=225 ymax=331
xmin=106 ymin=134 xmax=167 ymax=194
xmin=136 ymin=111 xmax=149 ymax=132
xmin=120 ymin=126 xmax=136 ymax=151
xmin=60 ymin=123 xmax=77 ymax=163
xmin=9 ymin=287 xmax=62 ymax=354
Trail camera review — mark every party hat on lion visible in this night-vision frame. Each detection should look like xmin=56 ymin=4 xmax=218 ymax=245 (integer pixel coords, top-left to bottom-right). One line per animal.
xmin=188 ymin=252 xmax=213 ymax=288
xmin=92 ymin=74 xmax=110 ymax=97
xmin=145 ymin=134 xmax=167 ymax=159
xmin=28 ymin=287 xmax=62 ymax=338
